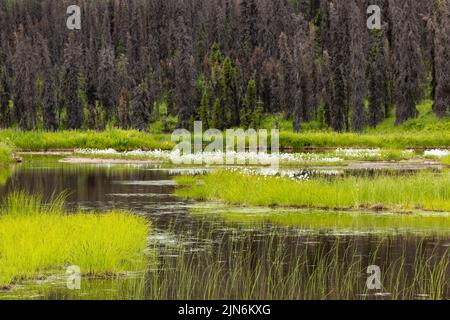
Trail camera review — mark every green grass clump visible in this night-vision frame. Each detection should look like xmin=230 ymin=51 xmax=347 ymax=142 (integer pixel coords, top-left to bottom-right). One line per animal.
xmin=441 ymin=155 xmax=450 ymax=166
xmin=0 ymin=192 xmax=150 ymax=287
xmin=176 ymin=171 xmax=450 ymax=212
xmin=0 ymin=129 xmax=175 ymax=152
xmin=0 ymin=141 xmax=13 ymax=184
xmin=0 ymin=141 xmax=14 ymax=164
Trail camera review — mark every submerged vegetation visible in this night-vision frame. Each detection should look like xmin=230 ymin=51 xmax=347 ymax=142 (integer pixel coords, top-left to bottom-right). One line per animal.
xmin=0 ymin=192 xmax=150 ymax=288
xmin=192 ymin=208 xmax=450 ymax=235
xmin=176 ymin=171 xmax=450 ymax=212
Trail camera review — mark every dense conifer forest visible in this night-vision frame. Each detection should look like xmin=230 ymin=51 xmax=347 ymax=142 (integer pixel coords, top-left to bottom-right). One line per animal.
xmin=0 ymin=0 xmax=448 ymax=133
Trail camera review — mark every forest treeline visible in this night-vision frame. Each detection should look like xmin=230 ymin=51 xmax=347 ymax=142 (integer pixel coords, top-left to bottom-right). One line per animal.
xmin=0 ymin=0 xmax=449 ymax=133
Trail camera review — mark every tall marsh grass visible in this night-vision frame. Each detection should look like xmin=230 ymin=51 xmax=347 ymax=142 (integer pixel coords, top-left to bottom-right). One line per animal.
xmin=0 ymin=192 xmax=150 ymax=287
xmin=25 ymin=235 xmax=450 ymax=300
xmin=0 ymin=141 xmax=14 ymax=164
xmin=176 ymin=171 xmax=450 ymax=212
xmin=278 ymin=131 xmax=450 ymax=149
xmin=0 ymin=129 xmax=174 ymax=152
xmin=1 ymin=128 xmax=448 ymax=153
xmin=144 ymin=229 xmax=449 ymax=300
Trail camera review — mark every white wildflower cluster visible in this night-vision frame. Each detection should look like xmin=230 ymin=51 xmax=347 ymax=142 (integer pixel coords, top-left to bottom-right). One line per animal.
xmin=423 ymin=149 xmax=450 ymax=158
xmin=124 ymin=149 xmax=172 ymax=158
xmin=75 ymin=148 xmax=119 ymax=155
xmin=278 ymin=153 xmax=342 ymax=163
xmin=74 ymin=148 xmax=419 ymax=165
xmin=227 ymin=167 xmax=310 ymax=181
xmin=75 ymin=148 xmax=284 ymax=165
xmin=169 ymin=150 xmax=347 ymax=165
xmin=169 ymin=149 xmax=281 ymax=166
xmin=335 ymin=148 xmax=382 ymax=158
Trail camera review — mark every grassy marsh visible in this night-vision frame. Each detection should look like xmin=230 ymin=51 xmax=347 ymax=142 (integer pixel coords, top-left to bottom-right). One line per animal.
xmin=11 ymin=224 xmax=447 ymax=300
xmin=1 ymin=216 xmax=448 ymax=300
xmin=0 ymin=161 xmax=449 ymax=300
xmin=176 ymin=171 xmax=450 ymax=212
xmin=0 ymin=192 xmax=150 ymax=288
xmin=1 ymin=126 xmax=449 ymax=156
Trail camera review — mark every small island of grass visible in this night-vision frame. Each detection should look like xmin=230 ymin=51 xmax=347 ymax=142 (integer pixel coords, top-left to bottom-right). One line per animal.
xmin=0 ymin=192 xmax=150 ymax=289
xmin=176 ymin=170 xmax=450 ymax=212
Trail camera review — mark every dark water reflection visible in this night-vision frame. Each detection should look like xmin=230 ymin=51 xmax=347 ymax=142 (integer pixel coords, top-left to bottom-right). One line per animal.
xmin=0 ymin=157 xmax=448 ymax=300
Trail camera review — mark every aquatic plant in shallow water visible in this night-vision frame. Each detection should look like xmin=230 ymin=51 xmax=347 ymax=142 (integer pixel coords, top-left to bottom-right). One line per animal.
xmin=191 ymin=207 xmax=450 ymax=236
xmin=143 ymin=226 xmax=449 ymax=300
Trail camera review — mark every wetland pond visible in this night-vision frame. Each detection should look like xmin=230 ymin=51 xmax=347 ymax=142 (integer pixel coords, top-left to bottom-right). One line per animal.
xmin=0 ymin=155 xmax=448 ymax=300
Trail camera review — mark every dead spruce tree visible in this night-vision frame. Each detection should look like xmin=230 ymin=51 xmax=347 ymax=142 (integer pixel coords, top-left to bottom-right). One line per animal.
xmin=389 ymin=0 xmax=423 ymax=125
xmin=368 ymin=29 xmax=389 ymax=127
xmin=431 ymin=0 xmax=450 ymax=118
